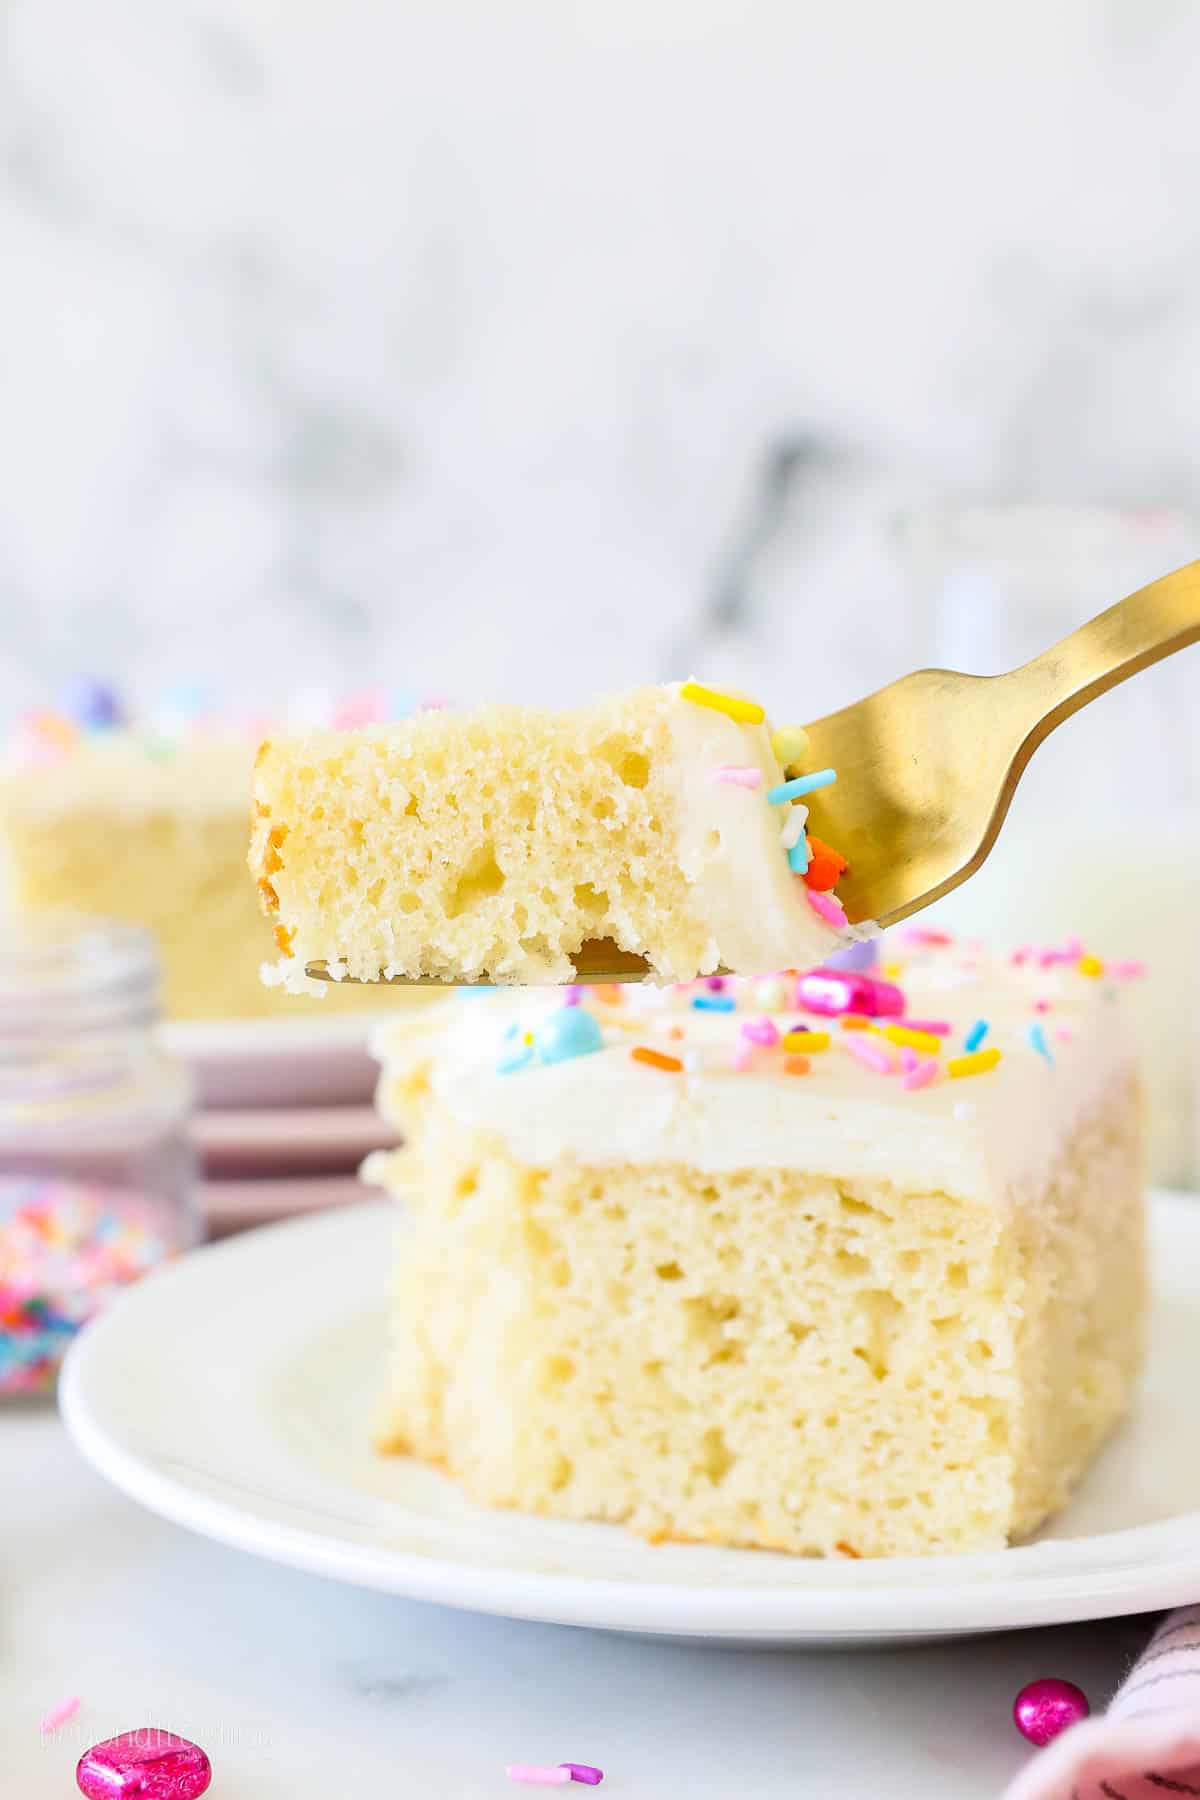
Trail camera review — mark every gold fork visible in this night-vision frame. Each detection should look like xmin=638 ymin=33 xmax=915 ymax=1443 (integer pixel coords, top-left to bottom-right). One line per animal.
xmin=803 ymin=557 xmax=1200 ymax=927
xmin=306 ymin=560 xmax=1200 ymax=982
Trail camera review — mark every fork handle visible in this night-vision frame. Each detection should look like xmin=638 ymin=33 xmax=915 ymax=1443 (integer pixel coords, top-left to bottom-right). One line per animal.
xmin=1015 ymin=558 xmax=1200 ymax=744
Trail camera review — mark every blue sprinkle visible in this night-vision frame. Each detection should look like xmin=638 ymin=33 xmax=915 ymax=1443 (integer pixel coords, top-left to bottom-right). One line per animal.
xmin=1027 ymin=1021 xmax=1054 ymax=1066
xmin=692 ymin=994 xmax=736 ymax=1012
xmin=963 ymin=1019 xmax=989 ymax=1054
xmin=766 ymin=769 xmax=837 ymax=805
xmin=787 ymin=832 xmax=810 ymax=874
xmin=59 ymin=677 xmax=123 ymax=731
xmin=496 ymin=1043 xmax=535 ymax=1075
xmin=534 ymin=1006 xmax=604 ymax=1065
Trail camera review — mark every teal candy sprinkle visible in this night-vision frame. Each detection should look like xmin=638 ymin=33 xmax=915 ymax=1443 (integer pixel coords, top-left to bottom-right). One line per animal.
xmin=692 ymin=994 xmax=736 ymax=1012
xmin=788 ymin=832 xmax=810 ymax=874
xmin=963 ymin=1019 xmax=989 ymax=1053
xmin=534 ymin=1006 xmax=604 ymax=1065
xmin=1027 ymin=1021 xmax=1054 ymax=1066
xmin=766 ymin=769 xmax=836 ymax=805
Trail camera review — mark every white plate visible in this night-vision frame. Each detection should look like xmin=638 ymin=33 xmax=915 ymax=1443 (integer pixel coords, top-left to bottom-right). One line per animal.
xmin=163 ymin=1015 xmax=380 ymax=1109
xmin=60 ymin=1191 xmax=1200 ymax=1646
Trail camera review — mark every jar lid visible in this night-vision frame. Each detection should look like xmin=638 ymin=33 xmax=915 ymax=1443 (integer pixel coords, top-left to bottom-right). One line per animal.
xmin=0 ymin=914 xmax=160 ymax=1036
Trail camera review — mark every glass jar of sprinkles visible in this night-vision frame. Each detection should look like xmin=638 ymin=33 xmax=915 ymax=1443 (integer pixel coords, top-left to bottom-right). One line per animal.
xmin=0 ymin=914 xmax=197 ymax=1397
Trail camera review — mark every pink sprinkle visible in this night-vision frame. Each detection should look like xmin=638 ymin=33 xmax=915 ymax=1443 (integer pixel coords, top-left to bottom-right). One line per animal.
xmin=560 ymin=1766 xmax=604 ymax=1787
xmin=39 ymin=1695 xmax=80 ymax=1735
xmin=899 ymin=927 xmax=953 ymax=947
xmin=1056 ymin=1026 xmax=1074 ymax=1042
xmin=899 ymin=1018 xmax=951 ymax=1036
xmin=507 ymin=1767 xmax=571 ymax=1787
xmin=563 ymin=986 xmax=584 ymax=1007
xmin=731 ymin=1041 xmax=755 ymax=1072
xmin=845 ymin=1034 xmax=895 ymax=1075
xmin=902 ymin=1057 xmax=939 ymax=1092
xmin=806 ymin=888 xmax=848 ymax=929
xmin=899 ymin=1045 xmax=920 ymax=1073
xmin=740 ymin=1017 xmax=780 ymax=1047
xmin=1108 ymin=959 xmax=1147 ymax=981
xmin=1032 ymin=998 xmax=1052 ymax=1013
xmin=713 ymin=765 xmax=762 ymax=789
xmin=705 ymin=976 xmax=727 ymax=991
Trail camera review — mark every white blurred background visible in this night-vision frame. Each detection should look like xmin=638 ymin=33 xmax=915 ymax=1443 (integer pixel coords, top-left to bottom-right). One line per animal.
xmin=1 ymin=0 xmax=1198 ymax=1174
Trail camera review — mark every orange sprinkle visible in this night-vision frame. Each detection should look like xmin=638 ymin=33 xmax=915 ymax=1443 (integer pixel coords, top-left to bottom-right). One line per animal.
xmin=784 ymin=1054 xmax=810 ymax=1075
xmin=666 ymin=1026 xmax=684 ymax=1040
xmin=631 ymin=1046 xmax=683 ymax=1073
xmin=274 ymin=923 xmax=295 ymax=959
xmin=840 ymin=1014 xmax=871 ymax=1031
xmin=594 ymin=984 xmax=625 ymax=1005
xmin=803 ymin=834 xmax=848 ymax=893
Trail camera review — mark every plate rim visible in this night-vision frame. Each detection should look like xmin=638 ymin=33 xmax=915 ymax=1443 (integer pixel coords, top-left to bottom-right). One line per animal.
xmin=59 ymin=1190 xmax=1200 ymax=1642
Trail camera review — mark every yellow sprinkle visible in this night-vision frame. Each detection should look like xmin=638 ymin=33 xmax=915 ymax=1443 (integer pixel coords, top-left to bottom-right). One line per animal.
xmin=947 ymin=1048 xmax=1002 ymax=1079
xmin=881 ymin=962 xmax=904 ymax=980
xmin=783 ymin=1030 xmax=829 ymax=1052
xmin=840 ymin=1014 xmax=871 ymax=1031
xmin=770 ymin=724 xmax=810 ymax=768
xmin=1078 ymin=954 xmax=1104 ymax=978
xmin=880 ymin=1024 xmax=942 ymax=1054
xmin=522 ymin=1031 xmax=534 ymax=1045
xmin=679 ymin=680 xmax=765 ymax=725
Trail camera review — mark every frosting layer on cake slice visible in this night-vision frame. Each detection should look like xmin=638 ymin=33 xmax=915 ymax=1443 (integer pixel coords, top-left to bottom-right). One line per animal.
xmin=250 ymin=682 xmax=865 ymax=986
xmin=368 ymin=936 xmax=1146 ymax=1556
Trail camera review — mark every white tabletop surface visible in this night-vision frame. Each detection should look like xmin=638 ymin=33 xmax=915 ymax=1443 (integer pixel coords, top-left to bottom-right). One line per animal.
xmin=3 ymin=1405 xmax=1150 ymax=1799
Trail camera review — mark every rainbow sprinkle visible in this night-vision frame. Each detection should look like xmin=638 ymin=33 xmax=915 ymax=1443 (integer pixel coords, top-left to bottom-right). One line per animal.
xmin=880 ymin=1024 xmax=942 ymax=1055
xmin=902 ymin=1057 xmax=939 ymax=1092
xmin=713 ymin=765 xmax=762 ymax=788
xmin=783 ymin=1029 xmax=829 ymax=1052
xmin=740 ymin=1018 xmax=780 ymax=1047
xmin=766 ymin=769 xmax=837 ymax=804
xmin=506 ymin=1768 xmax=571 ymax=1788
xmin=963 ymin=1019 xmax=989 ymax=1054
xmin=787 ymin=835 xmax=810 ymax=874
xmin=1027 ymin=1021 xmax=1054 ymax=1066
xmin=679 ymin=681 xmax=764 ymax=724
xmin=692 ymin=993 xmax=736 ymax=1013
xmin=779 ymin=806 xmax=807 ymax=850
xmin=560 ymin=1767 xmax=604 ymax=1788
xmin=39 ymin=1696 xmax=81 ymax=1736
xmin=806 ymin=888 xmax=848 ymax=929
xmin=631 ymin=1046 xmax=683 ymax=1073
xmin=770 ymin=725 xmax=810 ymax=767
xmin=948 ymin=1048 xmax=1002 ymax=1080
xmin=845 ymin=1034 xmax=895 ymax=1075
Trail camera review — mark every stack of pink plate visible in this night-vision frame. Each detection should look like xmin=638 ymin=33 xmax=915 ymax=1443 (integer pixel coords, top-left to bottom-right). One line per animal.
xmin=164 ymin=1016 xmax=400 ymax=1237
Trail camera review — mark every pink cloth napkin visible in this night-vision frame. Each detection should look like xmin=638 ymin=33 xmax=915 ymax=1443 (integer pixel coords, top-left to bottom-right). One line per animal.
xmin=1005 ymin=1607 xmax=1200 ymax=1799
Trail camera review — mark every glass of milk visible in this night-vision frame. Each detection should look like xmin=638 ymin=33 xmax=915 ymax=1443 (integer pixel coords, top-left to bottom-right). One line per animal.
xmin=902 ymin=505 xmax=1199 ymax=1189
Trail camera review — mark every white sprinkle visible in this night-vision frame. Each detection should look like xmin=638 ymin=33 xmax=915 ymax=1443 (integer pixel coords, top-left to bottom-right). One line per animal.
xmin=683 ymin=1050 xmax=703 ymax=1074
xmin=779 ymin=804 xmax=808 ymax=849
xmin=952 ymin=1101 xmax=977 ymax=1123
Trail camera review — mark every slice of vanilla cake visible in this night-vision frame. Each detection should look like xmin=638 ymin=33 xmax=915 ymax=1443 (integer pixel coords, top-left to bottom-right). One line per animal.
xmin=250 ymin=682 xmax=868 ymax=987
xmin=367 ymin=933 xmax=1145 ymax=1557
xmin=0 ymin=685 xmax=438 ymax=1020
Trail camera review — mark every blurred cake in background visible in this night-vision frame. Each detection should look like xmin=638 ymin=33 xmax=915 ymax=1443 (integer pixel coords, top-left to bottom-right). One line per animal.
xmin=0 ymin=679 xmax=439 ymax=1022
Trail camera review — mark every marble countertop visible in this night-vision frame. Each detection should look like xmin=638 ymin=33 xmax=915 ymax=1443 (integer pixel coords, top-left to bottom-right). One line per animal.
xmin=4 ymin=1406 xmax=1149 ymax=1799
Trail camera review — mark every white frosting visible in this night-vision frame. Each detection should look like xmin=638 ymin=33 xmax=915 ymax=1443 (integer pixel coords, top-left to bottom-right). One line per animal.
xmin=664 ymin=686 xmax=865 ymax=972
xmin=0 ymin=734 xmax=255 ymax=820
xmin=376 ymin=943 xmax=1138 ymax=1203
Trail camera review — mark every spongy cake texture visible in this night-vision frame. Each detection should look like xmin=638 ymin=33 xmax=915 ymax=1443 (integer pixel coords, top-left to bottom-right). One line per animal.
xmin=372 ymin=1071 xmax=1143 ymax=1557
